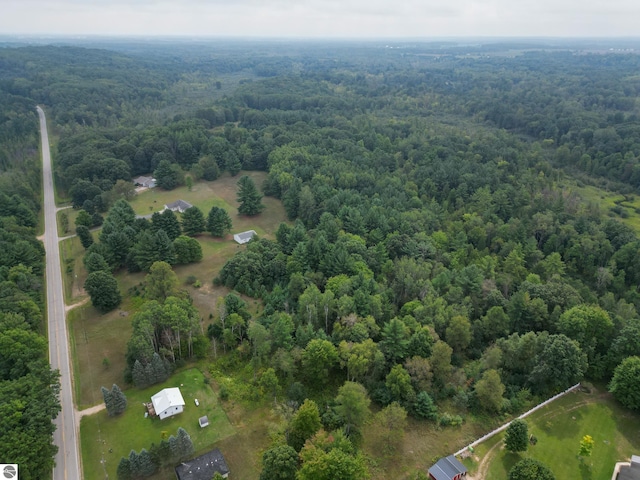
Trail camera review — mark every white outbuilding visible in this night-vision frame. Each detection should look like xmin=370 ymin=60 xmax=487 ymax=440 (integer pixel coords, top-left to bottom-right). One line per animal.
xmin=233 ymin=230 xmax=257 ymax=244
xmin=151 ymin=387 xmax=185 ymax=420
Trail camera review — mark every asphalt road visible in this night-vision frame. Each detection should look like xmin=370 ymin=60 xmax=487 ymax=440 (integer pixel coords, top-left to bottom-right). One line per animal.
xmin=37 ymin=106 xmax=82 ymax=480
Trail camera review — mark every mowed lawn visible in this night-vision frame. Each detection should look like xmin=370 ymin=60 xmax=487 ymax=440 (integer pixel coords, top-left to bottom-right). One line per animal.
xmin=477 ymin=389 xmax=640 ymax=480
xmin=80 ymin=368 xmax=235 ymax=480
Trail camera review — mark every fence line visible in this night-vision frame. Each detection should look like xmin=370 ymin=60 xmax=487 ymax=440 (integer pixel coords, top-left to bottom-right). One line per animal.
xmin=454 ymin=383 xmax=581 ymax=457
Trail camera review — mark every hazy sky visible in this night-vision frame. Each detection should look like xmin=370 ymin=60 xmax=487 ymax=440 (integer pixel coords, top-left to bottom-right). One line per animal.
xmin=1 ymin=0 xmax=639 ymax=37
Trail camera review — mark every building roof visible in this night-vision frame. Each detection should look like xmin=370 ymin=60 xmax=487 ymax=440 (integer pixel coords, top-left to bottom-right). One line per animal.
xmin=175 ymin=448 xmax=229 ymax=480
xmin=165 ymin=199 xmax=193 ymax=211
xmin=133 ymin=175 xmax=152 ymax=184
xmin=151 ymin=387 xmax=185 ymax=414
xmin=619 ymin=460 xmax=640 ymax=480
xmin=198 ymin=416 xmax=209 ymax=428
xmin=233 ymin=230 xmax=257 ymax=244
xmin=428 ymin=455 xmax=467 ymax=480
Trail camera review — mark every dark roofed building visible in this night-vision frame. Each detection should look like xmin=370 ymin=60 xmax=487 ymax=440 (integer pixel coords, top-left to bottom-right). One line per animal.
xmin=175 ymin=448 xmax=229 ymax=480
xmin=428 ymin=455 xmax=467 ymax=480
xmin=617 ymin=455 xmax=640 ymax=480
xmin=164 ymin=199 xmax=193 ymax=213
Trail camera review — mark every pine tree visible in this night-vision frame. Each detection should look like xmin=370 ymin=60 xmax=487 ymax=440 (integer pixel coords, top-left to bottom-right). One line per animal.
xmin=168 ymin=435 xmax=180 ymax=463
xmin=116 ymin=457 xmax=132 ymax=480
xmin=206 ymin=206 xmax=233 ymax=237
xmin=151 ymin=352 xmax=169 ymax=384
xmin=132 ymin=360 xmax=148 ymax=388
xmin=101 ymin=386 xmax=114 ymax=416
xmin=128 ymin=450 xmax=141 ymax=478
xmin=110 ymin=384 xmax=127 ymax=415
xmin=153 ymin=209 xmax=182 ymax=241
xmin=138 ymin=448 xmax=157 ymax=477
xmin=237 ymin=175 xmax=264 ymax=216
xmin=76 ymin=225 xmax=94 ymax=249
xmin=176 ymin=427 xmax=195 ymax=459
xmin=153 ymin=230 xmax=177 ymax=266
xmin=181 ymin=206 xmax=206 ymax=236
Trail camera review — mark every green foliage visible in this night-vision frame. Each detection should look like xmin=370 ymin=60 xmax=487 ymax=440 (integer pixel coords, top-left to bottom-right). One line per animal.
xmin=76 ymin=225 xmax=94 ymax=249
xmin=301 ymin=339 xmax=339 ymax=388
xmin=173 ymin=235 xmax=203 ymax=264
xmin=505 ymin=419 xmax=529 ymax=452
xmin=508 ymin=458 xmax=555 ymax=480
xmin=84 ymin=270 xmax=122 ymax=312
xmin=259 ymin=444 xmax=298 ymax=480
xmin=412 ymin=391 xmax=438 ymax=420
xmin=335 ymin=381 xmax=371 ymax=435
xmin=181 ymin=206 xmax=205 ymax=236
xmin=144 ymin=261 xmax=178 ymax=302
xmin=154 ymin=159 xmax=182 ymax=190
xmin=609 ymin=356 xmax=640 ymax=411
xmin=297 ymin=430 xmax=369 ymax=480
xmin=475 ymin=369 xmax=505 ymax=413
xmin=206 ymin=206 xmax=233 ymax=237
xmin=287 ymin=399 xmax=322 ymax=452
xmin=237 ymin=175 xmax=264 ymax=216
xmin=578 ymin=434 xmax=594 ymax=457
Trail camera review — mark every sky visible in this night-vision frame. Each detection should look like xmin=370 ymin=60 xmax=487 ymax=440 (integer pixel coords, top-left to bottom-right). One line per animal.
xmin=1 ymin=0 xmax=639 ymax=38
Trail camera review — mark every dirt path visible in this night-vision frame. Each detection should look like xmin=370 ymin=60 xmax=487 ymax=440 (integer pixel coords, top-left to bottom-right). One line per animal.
xmin=66 ymin=297 xmax=89 ymax=312
xmin=468 ymin=440 xmax=503 ymax=480
xmin=76 ymin=404 xmax=106 ymax=426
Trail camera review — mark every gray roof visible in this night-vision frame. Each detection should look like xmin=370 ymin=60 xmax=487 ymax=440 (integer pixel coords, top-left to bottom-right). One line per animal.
xmin=175 ymin=448 xmax=229 ymax=480
xmin=619 ymin=461 xmax=640 ymax=480
xmin=234 ymin=230 xmax=256 ymax=243
xmin=165 ymin=199 xmax=193 ymax=211
xmin=198 ymin=416 xmax=209 ymax=427
xmin=428 ymin=455 xmax=467 ymax=480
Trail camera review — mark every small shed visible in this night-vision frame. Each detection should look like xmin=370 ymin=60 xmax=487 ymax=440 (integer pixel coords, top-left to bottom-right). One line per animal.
xmin=618 ymin=455 xmax=640 ymax=480
xmin=175 ymin=448 xmax=229 ymax=480
xmin=164 ymin=199 xmax=193 ymax=213
xmin=428 ymin=455 xmax=467 ymax=480
xmin=198 ymin=416 xmax=209 ymax=428
xmin=151 ymin=387 xmax=185 ymax=420
xmin=233 ymin=230 xmax=256 ymax=244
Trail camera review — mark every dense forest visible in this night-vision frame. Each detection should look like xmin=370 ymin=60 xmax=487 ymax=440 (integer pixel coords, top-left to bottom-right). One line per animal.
xmin=2 ymin=39 xmax=640 ymax=478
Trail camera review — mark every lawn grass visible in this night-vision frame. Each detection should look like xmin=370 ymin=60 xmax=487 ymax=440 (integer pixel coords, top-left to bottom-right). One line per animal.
xmin=56 ymin=206 xmax=78 ymax=237
xmin=478 ymin=388 xmax=640 ymax=479
xmin=59 ymin=235 xmax=88 ymax=304
xmin=80 ymin=368 xmax=235 ymax=480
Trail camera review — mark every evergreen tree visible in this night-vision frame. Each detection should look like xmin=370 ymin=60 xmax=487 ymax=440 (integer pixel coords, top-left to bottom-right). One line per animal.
xmin=132 ymin=360 xmax=149 ymax=388
xmin=153 ymin=229 xmax=177 ymax=266
xmin=181 ymin=206 xmax=205 ymax=236
xmin=83 ymin=252 xmax=110 ymax=273
xmin=110 ymin=384 xmax=127 ymax=415
xmin=154 ymin=159 xmax=181 ymax=190
xmin=101 ymin=386 xmax=114 ymax=415
xmin=176 ymin=427 xmax=195 ymax=459
xmin=150 ymin=352 xmax=169 ymax=384
xmin=128 ymin=450 xmax=141 ymax=478
xmin=76 ymin=225 xmax=94 ymax=248
xmin=138 ymin=448 xmax=156 ymax=477
xmin=116 ymin=457 xmax=132 ymax=480
xmin=206 ymin=206 xmax=233 ymax=237
xmin=168 ymin=434 xmax=180 ymax=463
xmin=152 ymin=209 xmax=182 ymax=240
xmin=75 ymin=209 xmax=93 ymax=228
xmin=237 ymin=175 xmax=264 ymax=216
xmin=225 ymin=151 xmax=242 ymax=176
xmin=412 ymin=391 xmax=438 ymax=420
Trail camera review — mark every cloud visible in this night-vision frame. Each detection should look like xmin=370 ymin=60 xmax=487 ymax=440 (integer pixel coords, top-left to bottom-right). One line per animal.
xmin=0 ymin=0 xmax=639 ymax=36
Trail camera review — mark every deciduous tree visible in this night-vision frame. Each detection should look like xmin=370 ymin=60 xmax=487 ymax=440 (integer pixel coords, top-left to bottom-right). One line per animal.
xmin=505 ymin=419 xmax=528 ymax=452
xmin=609 ymin=356 xmax=640 ymax=411
xmin=84 ymin=270 xmax=121 ymax=312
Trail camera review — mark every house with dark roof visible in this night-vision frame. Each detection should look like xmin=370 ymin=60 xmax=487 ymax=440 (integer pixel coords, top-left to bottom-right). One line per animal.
xmin=164 ymin=199 xmax=193 ymax=213
xmin=233 ymin=230 xmax=256 ymax=245
xmin=428 ymin=455 xmax=467 ymax=480
xmin=615 ymin=455 xmax=640 ymax=480
xmin=175 ymin=448 xmax=229 ymax=480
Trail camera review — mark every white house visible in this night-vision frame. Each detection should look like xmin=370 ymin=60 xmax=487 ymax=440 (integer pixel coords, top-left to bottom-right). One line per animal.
xmin=233 ymin=230 xmax=256 ymax=245
xmin=133 ymin=176 xmax=156 ymax=188
xmin=151 ymin=387 xmax=185 ymax=420
xmin=164 ymin=199 xmax=193 ymax=214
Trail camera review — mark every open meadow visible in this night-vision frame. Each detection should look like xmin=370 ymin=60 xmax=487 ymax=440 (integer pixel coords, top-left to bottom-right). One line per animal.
xmin=463 ymin=387 xmax=640 ymax=480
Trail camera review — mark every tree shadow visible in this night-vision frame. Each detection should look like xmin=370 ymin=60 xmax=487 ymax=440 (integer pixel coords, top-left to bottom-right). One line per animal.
xmin=578 ymin=458 xmax=593 ymax=480
xmin=500 ymin=451 xmax=521 ymax=474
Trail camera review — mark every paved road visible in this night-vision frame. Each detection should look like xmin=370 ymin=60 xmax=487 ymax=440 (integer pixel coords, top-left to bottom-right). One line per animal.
xmin=37 ymin=106 xmax=82 ymax=480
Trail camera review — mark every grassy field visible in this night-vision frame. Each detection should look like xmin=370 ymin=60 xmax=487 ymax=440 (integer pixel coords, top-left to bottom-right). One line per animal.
xmin=59 ymin=235 xmax=88 ymax=304
xmin=572 ymin=183 xmax=640 ymax=234
xmin=470 ymin=388 xmax=640 ymax=480
xmin=80 ymin=368 xmax=236 ymax=480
